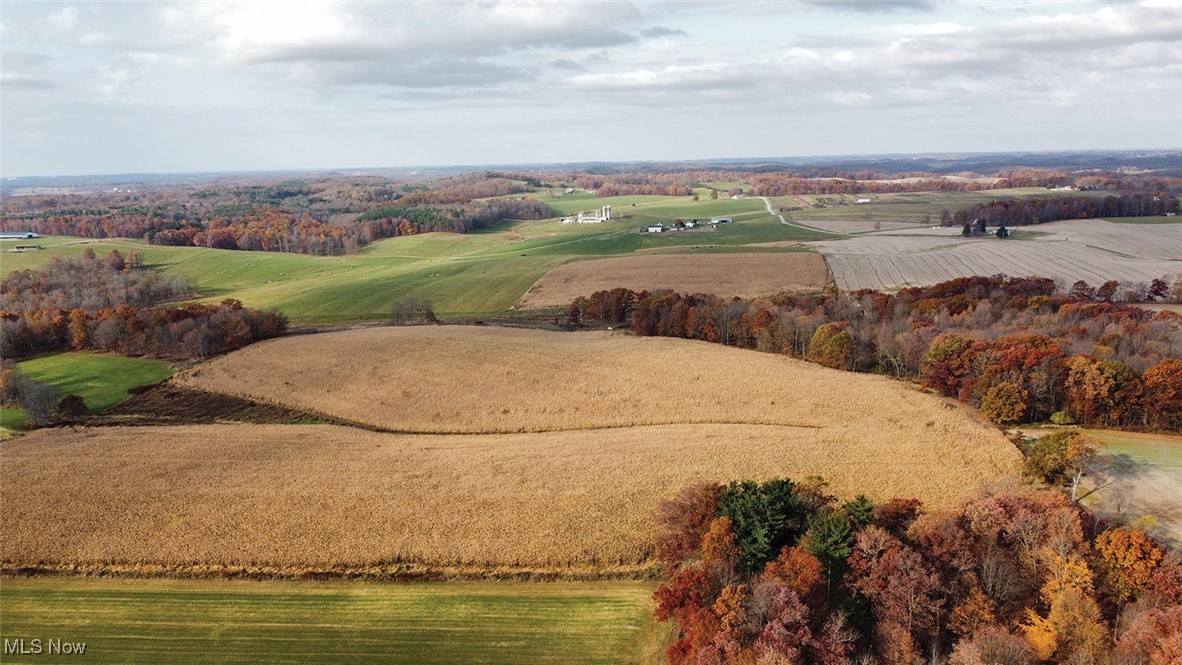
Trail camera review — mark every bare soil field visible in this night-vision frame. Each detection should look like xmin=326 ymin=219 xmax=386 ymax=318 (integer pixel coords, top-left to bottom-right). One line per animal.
xmin=1 ymin=418 xmax=1018 ymax=574
xmin=789 ymin=219 xmax=926 ymax=234
xmin=513 ymin=252 xmax=828 ymax=309
xmin=812 ymin=219 xmax=1182 ymax=290
xmin=178 ymin=327 xmax=1002 ymax=436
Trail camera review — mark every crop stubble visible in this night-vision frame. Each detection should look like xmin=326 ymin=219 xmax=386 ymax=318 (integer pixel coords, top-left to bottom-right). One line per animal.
xmin=3 ymin=328 xmax=1020 ymax=574
xmin=513 ymin=252 xmax=829 ymax=309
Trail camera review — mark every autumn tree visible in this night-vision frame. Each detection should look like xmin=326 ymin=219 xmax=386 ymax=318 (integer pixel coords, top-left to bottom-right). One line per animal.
xmin=1094 ymin=527 xmax=1164 ymax=608
xmin=1141 ymin=358 xmax=1182 ymax=431
xmin=1023 ymin=431 xmax=1104 ymax=502
xmin=980 ymin=380 xmax=1029 ymax=425
xmin=847 ymin=526 xmax=943 ymax=664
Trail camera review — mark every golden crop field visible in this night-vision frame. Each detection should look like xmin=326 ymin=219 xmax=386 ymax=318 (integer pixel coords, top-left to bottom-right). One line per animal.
xmin=513 ymin=252 xmax=829 ymax=309
xmin=178 ymin=326 xmax=979 ymax=435
xmin=2 ymin=418 xmax=1018 ymax=574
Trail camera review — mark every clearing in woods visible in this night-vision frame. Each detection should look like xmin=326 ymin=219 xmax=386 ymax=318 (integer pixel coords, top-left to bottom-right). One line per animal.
xmin=513 ymin=251 xmax=829 ymax=309
xmin=0 ymin=578 xmax=669 ymax=665
xmin=1084 ymin=429 xmax=1182 ymax=547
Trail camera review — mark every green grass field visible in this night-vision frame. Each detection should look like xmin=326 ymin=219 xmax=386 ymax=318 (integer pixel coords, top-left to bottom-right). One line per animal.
xmin=0 ymin=353 xmax=173 ymax=430
xmin=1085 ymin=429 xmax=1182 ymax=470
xmin=0 ymin=578 xmax=669 ymax=665
xmin=1105 ymin=215 xmax=1182 ymax=224
xmin=782 ymin=187 xmax=1100 ymax=224
xmin=1081 ymin=429 xmax=1182 ymax=546
xmin=0 ymin=194 xmax=827 ymax=323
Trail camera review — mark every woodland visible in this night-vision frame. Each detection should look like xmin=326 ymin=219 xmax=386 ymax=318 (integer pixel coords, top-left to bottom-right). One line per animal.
xmin=651 ymin=475 xmax=1180 ymax=664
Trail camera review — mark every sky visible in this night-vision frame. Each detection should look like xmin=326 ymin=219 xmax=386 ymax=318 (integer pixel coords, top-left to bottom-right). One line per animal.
xmin=1 ymin=0 xmax=1180 ymax=177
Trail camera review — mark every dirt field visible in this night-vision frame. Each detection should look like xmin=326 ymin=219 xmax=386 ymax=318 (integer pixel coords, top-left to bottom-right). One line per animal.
xmin=790 ymin=219 xmax=927 ymax=234
xmin=812 ymin=219 xmax=1182 ymax=290
xmin=1 ymin=417 xmax=1018 ymax=573
xmin=178 ymin=327 xmax=1003 ymax=436
xmin=513 ymin=252 xmax=829 ymax=309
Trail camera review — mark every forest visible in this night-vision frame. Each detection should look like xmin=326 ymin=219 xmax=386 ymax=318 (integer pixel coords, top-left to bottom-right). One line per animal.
xmin=569 ymin=275 xmax=1182 ymax=431
xmin=652 ymin=474 xmax=1179 ymax=664
xmin=0 ymin=249 xmax=286 ymax=360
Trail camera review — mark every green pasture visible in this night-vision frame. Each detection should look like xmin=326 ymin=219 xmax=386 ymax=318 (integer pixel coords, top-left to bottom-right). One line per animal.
xmin=1085 ymin=429 xmax=1182 ymax=470
xmin=0 ymin=195 xmax=825 ymax=323
xmin=0 ymin=353 xmax=174 ymax=430
xmin=784 ymin=187 xmax=1104 ymax=225
xmin=1104 ymin=215 xmax=1182 ymax=224
xmin=0 ymin=578 xmax=669 ymax=665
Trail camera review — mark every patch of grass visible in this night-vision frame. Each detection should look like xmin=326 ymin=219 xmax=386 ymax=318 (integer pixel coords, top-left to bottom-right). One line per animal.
xmin=1104 ymin=216 xmax=1182 ymax=224
xmin=0 ymin=578 xmax=668 ymax=665
xmin=1084 ymin=429 xmax=1182 ymax=469
xmin=0 ymin=353 xmax=174 ymax=429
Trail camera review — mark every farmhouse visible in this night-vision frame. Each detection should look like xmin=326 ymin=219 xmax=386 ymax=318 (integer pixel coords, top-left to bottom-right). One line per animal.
xmin=646 ymin=224 xmax=665 ymax=233
xmin=0 ymin=231 xmax=40 ymax=240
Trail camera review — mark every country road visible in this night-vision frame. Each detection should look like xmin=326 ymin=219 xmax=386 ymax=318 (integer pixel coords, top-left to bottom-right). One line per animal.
xmin=759 ymin=196 xmax=846 ymax=236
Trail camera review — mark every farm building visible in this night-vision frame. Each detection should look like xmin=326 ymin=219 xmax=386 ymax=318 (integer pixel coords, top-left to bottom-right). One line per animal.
xmin=856 ymin=198 xmax=872 ymax=204
xmin=0 ymin=231 xmax=40 ymax=240
xmin=576 ymin=205 xmax=613 ymax=223
xmin=709 ymin=217 xmax=732 ymax=225
xmin=646 ymin=224 xmax=665 ymax=233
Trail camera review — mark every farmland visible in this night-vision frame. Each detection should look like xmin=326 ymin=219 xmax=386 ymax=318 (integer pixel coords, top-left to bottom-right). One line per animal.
xmin=178 ymin=326 xmax=1010 ymax=438
xmin=0 ymin=578 xmax=668 ymax=665
xmin=3 ymin=328 xmax=1019 ymax=573
xmin=514 ymin=251 xmax=828 ymax=309
xmin=1 ymin=417 xmax=1015 ymax=573
xmin=812 ymin=218 xmax=1182 ymax=291
xmin=0 ymin=192 xmax=826 ymax=324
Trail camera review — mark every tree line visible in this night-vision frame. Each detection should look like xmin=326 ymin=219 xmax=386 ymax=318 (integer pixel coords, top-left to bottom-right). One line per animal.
xmin=1 ymin=175 xmax=554 ymax=256
xmin=568 ymin=275 xmax=1182 ymax=431
xmin=945 ymin=194 xmax=1178 ymax=227
xmin=653 ymin=474 xmax=1179 ymax=664
xmin=1 ymin=249 xmax=286 ymax=360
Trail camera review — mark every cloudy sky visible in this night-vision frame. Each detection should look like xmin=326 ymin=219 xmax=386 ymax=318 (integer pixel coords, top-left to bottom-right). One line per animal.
xmin=2 ymin=0 xmax=1179 ymax=176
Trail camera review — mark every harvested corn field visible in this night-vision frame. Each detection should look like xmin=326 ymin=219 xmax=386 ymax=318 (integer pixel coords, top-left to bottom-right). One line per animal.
xmin=180 ymin=326 xmax=991 ymax=435
xmin=812 ymin=219 xmax=1182 ymax=290
xmin=513 ymin=252 xmax=829 ymax=309
xmin=1 ymin=420 xmax=1018 ymax=574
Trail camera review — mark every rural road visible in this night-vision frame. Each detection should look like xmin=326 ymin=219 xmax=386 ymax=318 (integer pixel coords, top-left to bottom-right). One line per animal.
xmin=759 ymin=196 xmax=846 ymax=236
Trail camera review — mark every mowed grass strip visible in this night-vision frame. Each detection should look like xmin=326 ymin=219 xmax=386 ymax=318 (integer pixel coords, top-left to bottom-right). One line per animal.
xmin=177 ymin=327 xmax=1008 ymax=437
xmin=1 ymin=420 xmax=1017 ymax=571
xmin=514 ymin=252 xmax=829 ymax=309
xmin=0 ymin=578 xmax=667 ymax=665
xmin=1081 ymin=429 xmax=1182 ymax=546
xmin=0 ymin=353 xmax=173 ymax=430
